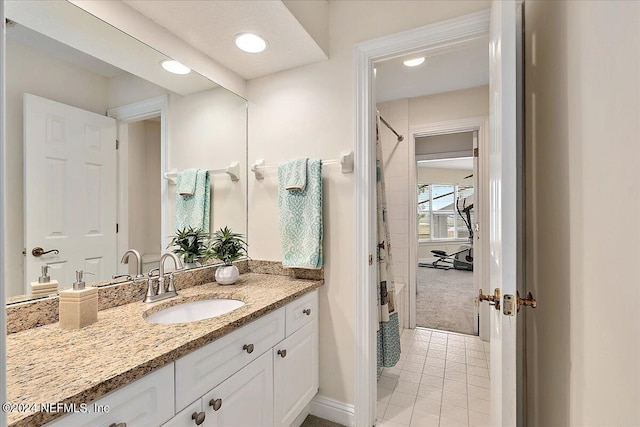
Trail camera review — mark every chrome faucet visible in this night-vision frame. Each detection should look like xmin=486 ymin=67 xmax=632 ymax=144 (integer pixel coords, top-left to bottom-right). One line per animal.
xmin=144 ymin=253 xmax=183 ymax=303
xmin=121 ymin=249 xmax=144 ymax=279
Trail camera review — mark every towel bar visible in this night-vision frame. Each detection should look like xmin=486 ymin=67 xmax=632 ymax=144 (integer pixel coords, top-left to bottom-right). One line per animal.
xmin=164 ymin=162 xmax=240 ymax=183
xmin=251 ymin=150 xmax=354 ymax=180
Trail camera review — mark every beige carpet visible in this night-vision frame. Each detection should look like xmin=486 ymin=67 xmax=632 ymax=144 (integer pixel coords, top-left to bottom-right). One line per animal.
xmin=416 ymin=264 xmax=476 ymax=335
xmin=301 ymin=415 xmax=345 ymax=427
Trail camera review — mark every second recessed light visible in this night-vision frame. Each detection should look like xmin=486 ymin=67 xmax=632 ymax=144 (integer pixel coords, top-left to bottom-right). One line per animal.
xmin=235 ymin=33 xmax=268 ymax=53
xmin=403 ymin=57 xmax=426 ymax=67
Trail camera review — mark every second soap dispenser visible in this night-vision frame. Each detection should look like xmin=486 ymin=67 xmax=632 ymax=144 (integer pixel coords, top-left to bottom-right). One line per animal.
xmin=59 ymin=271 xmax=98 ymax=329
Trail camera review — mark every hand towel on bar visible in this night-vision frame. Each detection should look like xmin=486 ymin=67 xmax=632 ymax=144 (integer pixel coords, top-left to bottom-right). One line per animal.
xmin=176 ymin=168 xmax=198 ymax=196
xmin=278 ymin=159 xmax=323 ymax=269
xmin=280 ymin=157 xmax=308 ymax=191
xmin=175 ymin=169 xmax=211 ymax=233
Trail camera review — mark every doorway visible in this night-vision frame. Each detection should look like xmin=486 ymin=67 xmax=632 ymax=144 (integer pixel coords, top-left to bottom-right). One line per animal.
xmin=415 ymin=148 xmax=475 ymax=335
xmin=353 ymin=7 xmax=506 ymax=427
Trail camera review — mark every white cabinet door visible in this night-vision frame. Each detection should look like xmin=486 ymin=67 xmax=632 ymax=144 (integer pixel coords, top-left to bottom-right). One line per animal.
xmin=273 ymin=319 xmax=319 ymax=427
xmin=203 ymin=351 xmax=274 ymax=427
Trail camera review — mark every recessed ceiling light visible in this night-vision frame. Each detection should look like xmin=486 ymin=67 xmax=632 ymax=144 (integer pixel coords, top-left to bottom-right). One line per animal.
xmin=161 ymin=60 xmax=191 ymax=75
xmin=403 ymin=57 xmax=426 ymax=67
xmin=234 ymin=33 xmax=268 ymax=53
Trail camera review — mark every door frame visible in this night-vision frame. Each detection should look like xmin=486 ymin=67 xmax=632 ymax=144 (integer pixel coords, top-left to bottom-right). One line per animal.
xmin=1 ymin=3 xmax=8 ymax=426
xmin=407 ymin=117 xmax=489 ymax=336
xmin=107 ymin=95 xmax=168 ymax=274
xmin=354 ymin=10 xmax=490 ymax=426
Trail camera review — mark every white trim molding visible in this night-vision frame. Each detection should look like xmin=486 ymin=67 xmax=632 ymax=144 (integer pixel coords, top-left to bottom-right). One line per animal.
xmin=354 ymin=10 xmax=489 ymax=427
xmin=107 ymin=95 xmax=170 ymax=260
xmin=0 ymin=3 xmax=8 ymax=426
xmin=310 ymin=395 xmax=355 ymax=427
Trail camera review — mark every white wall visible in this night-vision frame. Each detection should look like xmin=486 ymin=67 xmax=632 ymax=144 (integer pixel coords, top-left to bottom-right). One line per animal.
xmin=525 ymin=1 xmax=640 ymax=425
xmin=409 ymin=85 xmax=489 ymax=125
xmin=246 ymin=0 xmax=490 ymax=407
xmin=4 ymin=38 xmax=109 ymax=297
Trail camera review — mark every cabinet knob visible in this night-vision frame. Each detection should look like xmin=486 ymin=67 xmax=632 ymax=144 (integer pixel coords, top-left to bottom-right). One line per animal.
xmin=303 ymin=308 xmax=311 ymax=316
xmin=243 ymin=343 xmax=254 ymax=354
xmin=278 ymin=349 xmax=287 ymax=358
xmin=209 ymin=398 xmax=222 ymax=411
xmin=109 ymin=424 xmax=126 ymax=427
xmin=191 ymin=411 xmax=206 ymax=425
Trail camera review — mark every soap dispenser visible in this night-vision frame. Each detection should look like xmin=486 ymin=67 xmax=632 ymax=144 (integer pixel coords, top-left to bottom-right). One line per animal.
xmin=59 ymin=271 xmax=98 ymax=329
xmin=30 ymin=265 xmax=59 ymax=296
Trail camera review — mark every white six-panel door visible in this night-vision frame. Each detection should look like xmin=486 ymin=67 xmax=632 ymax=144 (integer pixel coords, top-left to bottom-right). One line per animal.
xmin=489 ymin=0 xmax=518 ymax=424
xmin=24 ymin=93 xmax=117 ymax=291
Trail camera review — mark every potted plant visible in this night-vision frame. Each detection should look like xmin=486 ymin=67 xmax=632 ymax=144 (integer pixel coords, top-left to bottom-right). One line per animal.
xmin=168 ymin=227 xmax=213 ymax=268
xmin=210 ymin=226 xmax=248 ymax=285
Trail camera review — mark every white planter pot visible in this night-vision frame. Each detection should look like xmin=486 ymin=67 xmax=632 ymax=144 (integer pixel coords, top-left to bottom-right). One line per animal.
xmin=215 ymin=265 xmax=239 ymax=285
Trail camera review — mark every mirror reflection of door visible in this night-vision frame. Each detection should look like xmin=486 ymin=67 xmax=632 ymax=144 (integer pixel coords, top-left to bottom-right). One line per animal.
xmin=120 ymin=117 xmax=162 ymax=276
xmin=24 ymin=94 xmax=117 ymax=292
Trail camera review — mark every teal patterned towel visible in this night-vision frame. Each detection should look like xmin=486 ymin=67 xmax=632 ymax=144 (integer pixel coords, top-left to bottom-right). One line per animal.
xmin=281 ymin=158 xmax=308 ymax=191
xmin=278 ymin=159 xmax=323 ymax=268
xmin=175 ymin=169 xmax=210 ymax=233
xmin=177 ymin=168 xmax=198 ymax=195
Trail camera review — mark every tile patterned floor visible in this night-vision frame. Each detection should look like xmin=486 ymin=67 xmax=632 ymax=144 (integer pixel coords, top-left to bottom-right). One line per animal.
xmin=377 ymin=328 xmax=491 ymax=427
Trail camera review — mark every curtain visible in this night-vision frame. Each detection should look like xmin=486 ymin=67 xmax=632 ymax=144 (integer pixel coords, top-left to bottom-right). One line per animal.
xmin=376 ymin=113 xmax=401 ymax=379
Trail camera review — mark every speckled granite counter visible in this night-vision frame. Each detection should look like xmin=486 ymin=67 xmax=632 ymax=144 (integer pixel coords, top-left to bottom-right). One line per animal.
xmin=6 ymin=273 xmax=322 ymax=427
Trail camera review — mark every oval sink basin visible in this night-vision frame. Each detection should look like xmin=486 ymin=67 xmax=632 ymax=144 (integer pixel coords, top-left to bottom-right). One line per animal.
xmin=145 ymin=299 xmax=245 ymax=324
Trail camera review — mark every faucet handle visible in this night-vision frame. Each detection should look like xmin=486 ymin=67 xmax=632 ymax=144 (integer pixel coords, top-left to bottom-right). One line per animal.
xmin=148 ymin=268 xmax=160 ymax=277
xmin=167 ymin=272 xmax=176 ymax=293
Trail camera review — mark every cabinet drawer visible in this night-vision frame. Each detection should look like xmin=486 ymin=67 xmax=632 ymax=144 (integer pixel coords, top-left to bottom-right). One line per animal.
xmin=285 ymin=290 xmax=318 ymax=337
xmin=45 ymin=363 xmax=175 ymax=427
xmin=175 ymin=308 xmax=285 ymax=412
xmin=162 ymin=399 xmax=204 ymax=427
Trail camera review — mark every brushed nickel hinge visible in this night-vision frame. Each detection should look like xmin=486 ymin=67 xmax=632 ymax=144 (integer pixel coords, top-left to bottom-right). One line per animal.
xmin=368 ymin=254 xmax=373 ymax=266
xmin=116 ymin=139 xmax=119 ymax=150
xmin=473 ymin=147 xmax=479 ymax=157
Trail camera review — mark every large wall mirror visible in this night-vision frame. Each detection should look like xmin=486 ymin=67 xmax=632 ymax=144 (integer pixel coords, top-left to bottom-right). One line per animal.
xmin=5 ymin=1 xmax=248 ymax=300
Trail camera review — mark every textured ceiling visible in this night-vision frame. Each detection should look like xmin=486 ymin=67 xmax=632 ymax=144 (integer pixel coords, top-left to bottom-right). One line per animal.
xmin=375 ymin=43 xmax=489 ymax=102
xmin=123 ymin=0 xmax=328 ymax=80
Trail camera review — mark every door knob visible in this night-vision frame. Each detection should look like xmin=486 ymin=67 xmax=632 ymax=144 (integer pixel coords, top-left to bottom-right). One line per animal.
xmin=32 ymin=247 xmax=59 ymax=257
xmin=478 ymin=288 xmax=501 ymax=310
xmin=517 ymin=291 xmax=537 ymax=312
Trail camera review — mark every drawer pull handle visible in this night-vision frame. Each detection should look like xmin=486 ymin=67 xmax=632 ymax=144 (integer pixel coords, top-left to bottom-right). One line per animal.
xmin=209 ymin=398 xmax=222 ymax=411
xmin=278 ymin=349 xmax=287 ymax=358
xmin=192 ymin=411 xmax=206 ymax=425
xmin=243 ymin=343 xmax=254 ymax=354
xmin=109 ymin=424 xmax=126 ymax=427
xmin=303 ymin=308 xmax=311 ymax=316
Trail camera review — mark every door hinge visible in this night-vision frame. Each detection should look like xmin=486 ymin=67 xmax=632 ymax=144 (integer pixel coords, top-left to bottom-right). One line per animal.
xmin=116 ymin=223 xmax=119 ymax=233
xmin=116 ymin=139 xmax=119 ymax=150
xmin=368 ymin=254 xmax=373 ymax=266
xmin=473 ymin=147 xmax=479 ymax=157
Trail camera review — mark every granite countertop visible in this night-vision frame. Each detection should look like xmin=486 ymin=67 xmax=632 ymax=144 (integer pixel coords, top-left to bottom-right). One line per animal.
xmin=5 ymin=273 xmax=322 ymax=427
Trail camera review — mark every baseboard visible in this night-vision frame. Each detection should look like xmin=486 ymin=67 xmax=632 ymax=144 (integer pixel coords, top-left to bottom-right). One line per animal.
xmin=290 ymin=403 xmax=310 ymax=427
xmin=309 ymin=394 xmax=355 ymax=427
